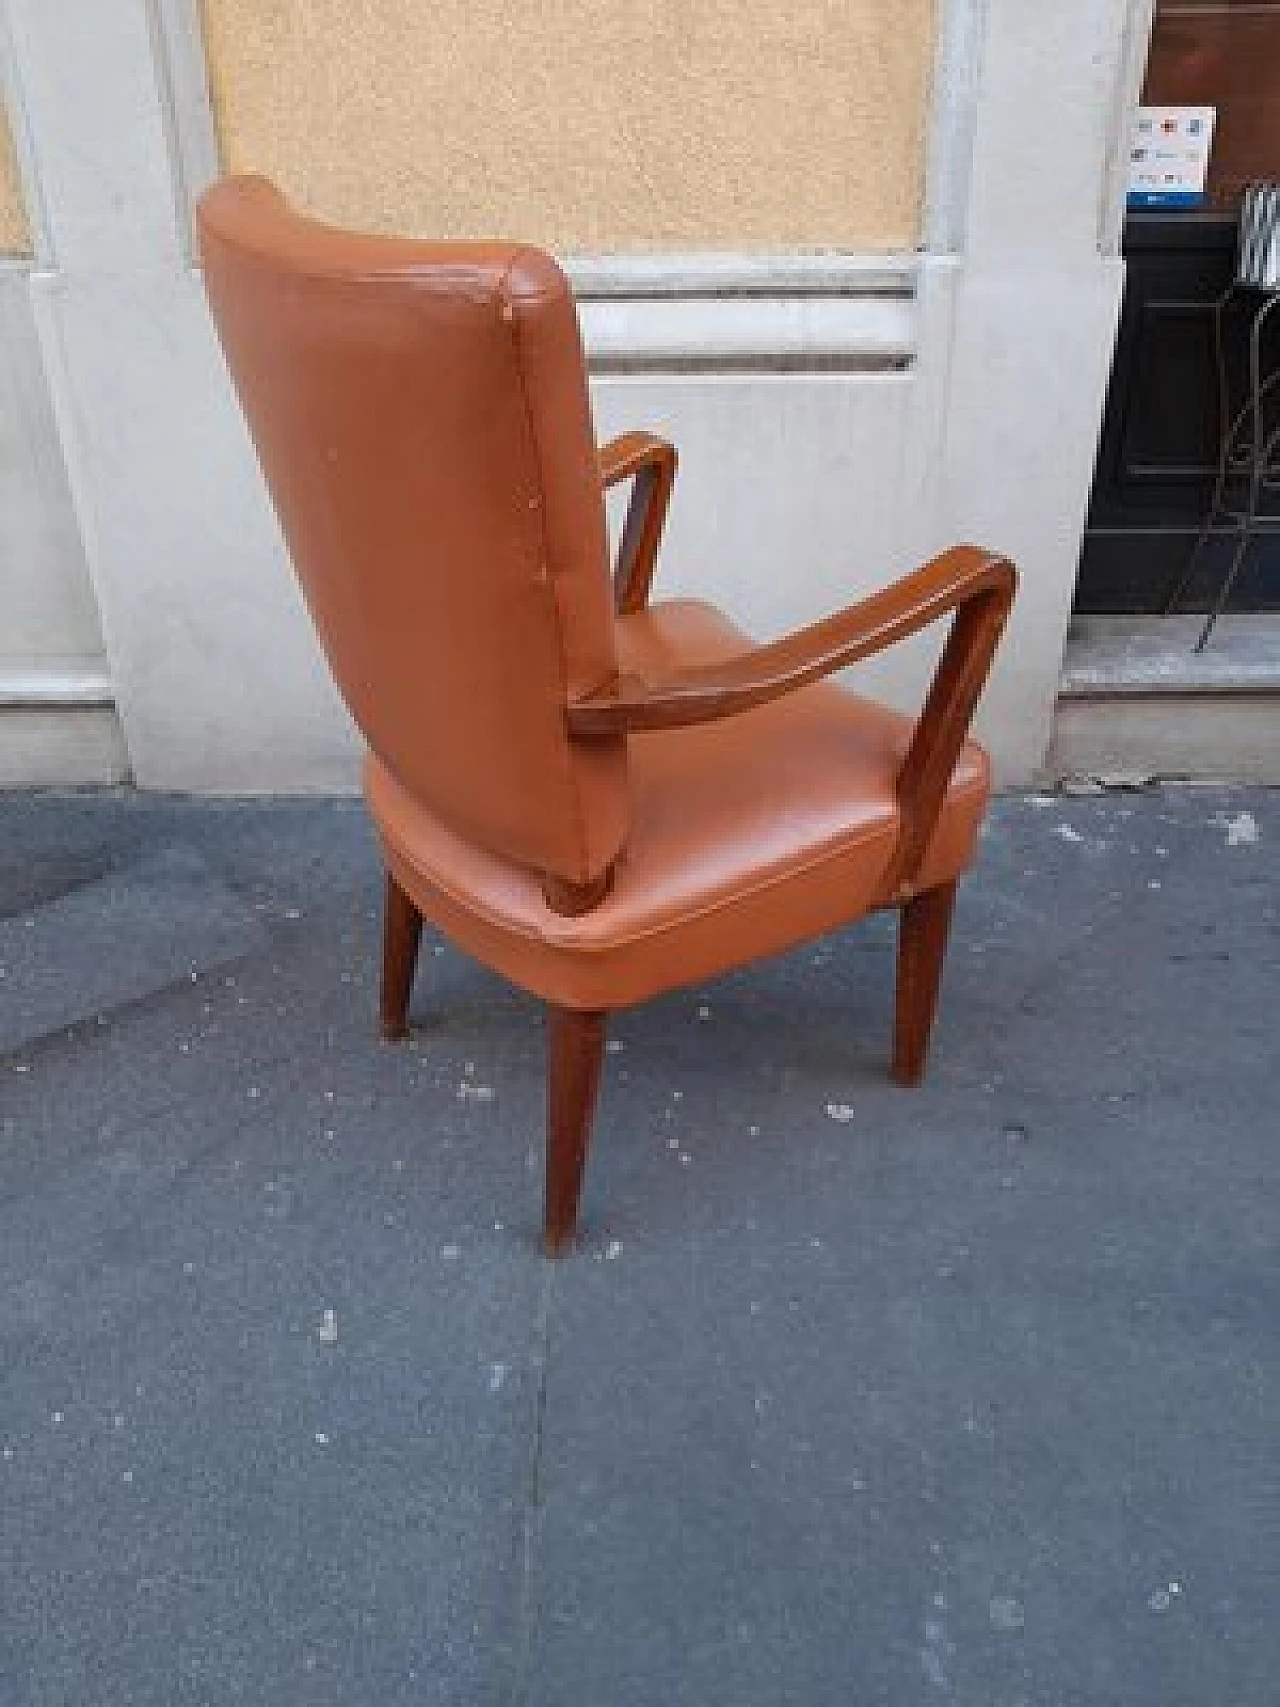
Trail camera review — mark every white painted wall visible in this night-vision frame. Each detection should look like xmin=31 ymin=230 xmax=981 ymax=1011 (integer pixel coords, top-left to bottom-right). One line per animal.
xmin=0 ymin=6 xmax=127 ymax=783
xmin=0 ymin=0 xmax=1148 ymax=791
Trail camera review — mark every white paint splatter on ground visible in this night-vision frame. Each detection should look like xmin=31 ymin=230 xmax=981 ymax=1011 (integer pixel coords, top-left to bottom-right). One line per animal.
xmin=605 ymin=1239 xmax=623 ymax=1261
xmin=825 ymin=1103 xmax=857 ymax=1124
xmin=1211 ymin=811 xmax=1260 ymax=848
xmin=920 ymin=1629 xmax=951 ymax=1690
xmin=457 ymin=1081 xmax=495 ymax=1103
xmin=488 ymin=1363 xmax=507 ymax=1392
xmin=1053 ymin=824 xmax=1085 ymax=844
xmin=989 ymin=1595 xmax=1025 ymax=1631
xmin=317 ymin=1308 xmax=338 ymax=1345
xmin=440 ymin=1243 xmax=461 ymax=1262
xmin=1148 ymin=1581 xmax=1181 ymax=1612
xmin=262 ymin=1180 xmax=290 ymax=1218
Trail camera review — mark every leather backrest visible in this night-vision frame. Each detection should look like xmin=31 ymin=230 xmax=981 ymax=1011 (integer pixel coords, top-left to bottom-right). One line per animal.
xmin=198 ymin=177 xmax=628 ymax=886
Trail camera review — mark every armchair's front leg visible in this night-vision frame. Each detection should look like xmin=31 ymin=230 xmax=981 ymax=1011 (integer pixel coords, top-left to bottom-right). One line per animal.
xmin=893 ymin=880 xmax=958 ymax=1086
xmin=599 ymin=432 xmax=677 ymax=613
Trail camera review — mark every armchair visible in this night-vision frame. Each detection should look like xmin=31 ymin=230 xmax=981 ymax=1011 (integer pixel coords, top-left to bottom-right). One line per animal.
xmin=198 ymin=177 xmax=1016 ymax=1254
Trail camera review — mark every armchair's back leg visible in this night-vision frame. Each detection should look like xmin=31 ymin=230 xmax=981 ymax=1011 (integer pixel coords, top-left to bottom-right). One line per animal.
xmin=380 ymin=872 xmax=423 ymax=1041
xmin=545 ymin=1006 xmax=607 ymax=1255
xmin=892 ymin=880 xmax=958 ymax=1087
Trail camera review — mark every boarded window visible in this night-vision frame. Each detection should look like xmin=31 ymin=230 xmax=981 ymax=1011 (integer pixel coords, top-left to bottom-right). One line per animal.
xmin=199 ymin=0 xmax=936 ymax=251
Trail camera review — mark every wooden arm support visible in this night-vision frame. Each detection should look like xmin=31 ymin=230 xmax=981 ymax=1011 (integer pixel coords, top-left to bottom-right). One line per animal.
xmin=569 ymin=545 xmax=1017 ymax=891
xmin=598 ymin=431 xmax=678 ymax=615
xmin=569 ymin=548 xmax=1015 ymax=734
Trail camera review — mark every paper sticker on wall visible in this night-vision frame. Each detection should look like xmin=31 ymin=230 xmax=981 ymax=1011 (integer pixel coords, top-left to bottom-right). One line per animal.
xmin=1128 ymin=106 xmax=1216 ymax=208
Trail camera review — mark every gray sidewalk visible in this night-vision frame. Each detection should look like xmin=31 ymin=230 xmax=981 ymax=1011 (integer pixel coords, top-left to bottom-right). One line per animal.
xmin=0 ymin=786 xmax=1276 ymax=1706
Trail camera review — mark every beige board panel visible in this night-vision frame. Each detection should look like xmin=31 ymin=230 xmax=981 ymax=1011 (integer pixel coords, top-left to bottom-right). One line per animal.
xmin=199 ymin=0 xmax=935 ymax=251
xmin=0 ymin=99 xmax=31 ymax=256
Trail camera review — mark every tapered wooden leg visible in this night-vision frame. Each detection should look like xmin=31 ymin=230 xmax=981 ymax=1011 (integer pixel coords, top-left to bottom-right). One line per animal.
xmin=544 ymin=1006 xmax=607 ymax=1256
xmin=380 ymin=873 xmax=423 ymax=1041
xmin=892 ymin=880 xmax=959 ymax=1087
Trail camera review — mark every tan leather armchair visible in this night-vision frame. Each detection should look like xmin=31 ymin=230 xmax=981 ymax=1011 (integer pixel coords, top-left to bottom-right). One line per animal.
xmin=198 ymin=178 xmax=1017 ymax=1254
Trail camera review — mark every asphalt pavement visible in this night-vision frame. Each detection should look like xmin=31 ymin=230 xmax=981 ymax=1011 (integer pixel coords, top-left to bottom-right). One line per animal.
xmin=0 ymin=785 xmax=1275 ymax=1706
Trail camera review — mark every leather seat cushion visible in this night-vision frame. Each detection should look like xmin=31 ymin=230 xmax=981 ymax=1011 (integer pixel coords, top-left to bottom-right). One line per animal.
xmin=368 ymin=599 xmax=990 ymax=1009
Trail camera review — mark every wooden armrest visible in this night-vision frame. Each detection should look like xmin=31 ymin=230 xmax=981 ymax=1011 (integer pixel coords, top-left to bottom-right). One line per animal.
xmin=597 ymin=432 xmax=678 ymax=614
xmin=568 ymin=547 xmax=1015 ymax=735
xmin=570 ymin=544 xmax=1017 ymax=894
xmin=599 ymin=431 xmax=675 ymax=488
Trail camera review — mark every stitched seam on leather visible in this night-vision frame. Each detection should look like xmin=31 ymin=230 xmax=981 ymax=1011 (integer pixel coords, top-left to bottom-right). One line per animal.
xmin=498 ymin=257 xmax=594 ymax=882
xmin=375 ymin=777 xmax=984 ymax=960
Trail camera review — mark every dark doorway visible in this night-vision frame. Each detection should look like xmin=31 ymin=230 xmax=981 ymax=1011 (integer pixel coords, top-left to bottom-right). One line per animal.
xmin=1076 ymin=1 xmax=1280 ymax=615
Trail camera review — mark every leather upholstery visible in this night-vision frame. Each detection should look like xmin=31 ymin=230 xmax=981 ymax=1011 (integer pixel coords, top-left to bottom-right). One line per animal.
xmin=368 ymin=599 xmax=988 ymax=1009
xmin=199 ymin=177 xmax=996 ymax=1014
xmin=198 ymin=176 xmax=627 ymax=886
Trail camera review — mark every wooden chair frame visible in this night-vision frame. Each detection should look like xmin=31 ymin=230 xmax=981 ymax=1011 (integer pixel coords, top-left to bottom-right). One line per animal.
xmin=380 ymin=434 xmax=1016 ymax=1253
